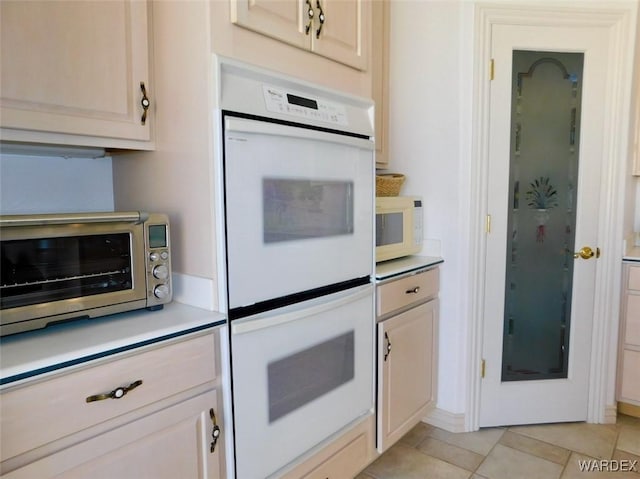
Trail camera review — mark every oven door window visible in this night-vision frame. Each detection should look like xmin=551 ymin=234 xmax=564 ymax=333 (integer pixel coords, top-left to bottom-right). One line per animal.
xmin=268 ymin=331 xmax=354 ymax=422
xmin=1 ymin=234 xmax=133 ymax=310
xmin=263 ymin=178 xmax=353 ymax=243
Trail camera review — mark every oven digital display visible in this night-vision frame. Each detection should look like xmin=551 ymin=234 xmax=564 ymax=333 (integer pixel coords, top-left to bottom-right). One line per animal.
xmin=286 ymin=93 xmax=318 ymax=110
xmin=148 ymin=225 xmax=167 ymax=248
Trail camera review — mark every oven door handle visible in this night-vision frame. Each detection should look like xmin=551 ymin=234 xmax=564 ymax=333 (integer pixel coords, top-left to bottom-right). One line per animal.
xmin=231 ymin=284 xmax=372 ymax=335
xmin=225 ymin=117 xmax=374 ymax=150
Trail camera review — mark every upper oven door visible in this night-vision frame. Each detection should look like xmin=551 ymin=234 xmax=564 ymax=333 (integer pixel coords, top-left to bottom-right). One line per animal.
xmin=223 ymin=115 xmax=374 ymax=313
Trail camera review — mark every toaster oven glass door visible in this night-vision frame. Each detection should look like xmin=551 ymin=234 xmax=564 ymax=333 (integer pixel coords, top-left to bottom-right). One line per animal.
xmin=1 ymin=233 xmax=134 ymax=310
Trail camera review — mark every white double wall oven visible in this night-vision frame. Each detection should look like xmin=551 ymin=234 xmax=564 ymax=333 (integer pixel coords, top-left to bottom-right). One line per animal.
xmin=217 ymin=58 xmax=376 ymax=479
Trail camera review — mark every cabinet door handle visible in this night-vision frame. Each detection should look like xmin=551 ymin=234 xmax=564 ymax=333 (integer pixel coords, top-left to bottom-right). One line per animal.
xmin=405 ymin=286 xmax=420 ymax=294
xmin=384 ymin=332 xmax=392 ymax=361
xmin=305 ymin=0 xmax=314 ymax=35
xmin=315 ymin=0 xmax=325 ymax=38
xmin=86 ymin=379 xmax=143 ymax=403
xmin=140 ymin=82 xmax=150 ymax=125
xmin=209 ymin=408 xmax=221 ymax=453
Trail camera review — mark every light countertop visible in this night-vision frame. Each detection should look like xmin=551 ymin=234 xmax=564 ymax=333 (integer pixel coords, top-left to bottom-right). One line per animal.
xmin=623 ymin=245 xmax=640 ymax=262
xmin=0 ymin=302 xmax=226 ymax=387
xmin=375 ymin=255 xmax=444 ymax=282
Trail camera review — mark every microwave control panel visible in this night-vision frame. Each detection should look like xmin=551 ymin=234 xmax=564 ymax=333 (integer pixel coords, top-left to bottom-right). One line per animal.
xmin=262 ymin=85 xmax=348 ymax=126
xmin=413 ymin=199 xmax=423 ymax=246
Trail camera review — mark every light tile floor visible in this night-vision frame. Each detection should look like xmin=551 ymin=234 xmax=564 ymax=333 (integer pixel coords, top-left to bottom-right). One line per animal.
xmin=357 ymin=414 xmax=640 ymax=479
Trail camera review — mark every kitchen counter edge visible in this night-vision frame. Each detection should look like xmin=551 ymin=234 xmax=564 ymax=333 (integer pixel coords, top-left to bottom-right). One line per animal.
xmin=0 ymin=302 xmax=226 ymax=388
xmin=375 ymin=255 xmax=444 ymax=283
xmin=623 ymin=245 xmax=640 ymax=262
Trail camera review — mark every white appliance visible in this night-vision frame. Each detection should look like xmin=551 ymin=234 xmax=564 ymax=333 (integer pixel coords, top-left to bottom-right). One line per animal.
xmin=217 ymin=57 xmax=375 ymax=479
xmin=376 ymin=196 xmax=424 ymax=262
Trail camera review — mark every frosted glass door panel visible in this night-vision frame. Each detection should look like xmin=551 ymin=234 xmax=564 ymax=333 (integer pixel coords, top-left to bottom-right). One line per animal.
xmin=502 ymin=51 xmax=584 ymax=381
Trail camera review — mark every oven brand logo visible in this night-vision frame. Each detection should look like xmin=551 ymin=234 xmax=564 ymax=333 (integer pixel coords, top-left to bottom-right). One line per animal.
xmin=577 ymin=459 xmax=638 ymax=473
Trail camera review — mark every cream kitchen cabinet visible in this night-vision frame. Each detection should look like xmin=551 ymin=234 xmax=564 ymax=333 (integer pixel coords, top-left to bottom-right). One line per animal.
xmin=372 ymin=0 xmax=390 ymax=169
xmin=230 ymin=0 xmax=369 ymax=70
xmin=0 ymin=0 xmax=153 ymax=150
xmin=0 ymin=330 xmax=225 ymax=478
xmin=617 ymin=263 xmax=640 ymax=416
xmin=376 ymin=265 xmax=439 ymax=452
xmin=632 ymin=18 xmax=640 ymax=176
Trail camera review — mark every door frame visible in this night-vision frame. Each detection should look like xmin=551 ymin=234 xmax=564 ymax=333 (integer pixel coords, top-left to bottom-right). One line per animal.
xmin=466 ymin=2 xmax=637 ymax=431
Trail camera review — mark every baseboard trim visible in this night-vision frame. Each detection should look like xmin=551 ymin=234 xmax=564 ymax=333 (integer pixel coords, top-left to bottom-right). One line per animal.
xmin=423 ymin=408 xmax=467 ymax=433
xmin=603 ymin=404 xmax=618 ymax=424
xmin=618 ymin=401 xmax=640 ymax=419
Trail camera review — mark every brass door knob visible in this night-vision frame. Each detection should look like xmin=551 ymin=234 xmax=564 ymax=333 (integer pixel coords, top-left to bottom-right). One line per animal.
xmin=574 ymin=246 xmax=600 ymax=259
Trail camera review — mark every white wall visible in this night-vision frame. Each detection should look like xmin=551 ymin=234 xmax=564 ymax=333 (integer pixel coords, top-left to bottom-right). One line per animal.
xmin=388 ymin=0 xmax=473 ymax=417
xmin=0 ymin=153 xmax=114 ymax=214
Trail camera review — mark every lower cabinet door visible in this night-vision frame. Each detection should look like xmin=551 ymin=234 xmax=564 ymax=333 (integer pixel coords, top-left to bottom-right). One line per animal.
xmin=377 ymin=299 xmax=439 ymax=452
xmin=3 ymin=390 xmax=222 ymax=479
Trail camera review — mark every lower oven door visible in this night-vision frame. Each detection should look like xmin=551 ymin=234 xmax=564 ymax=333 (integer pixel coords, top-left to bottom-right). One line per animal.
xmin=230 ymin=283 xmax=374 ymax=479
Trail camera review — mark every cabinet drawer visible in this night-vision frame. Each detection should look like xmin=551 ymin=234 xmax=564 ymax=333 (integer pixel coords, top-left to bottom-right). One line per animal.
xmin=1 ymin=333 xmax=216 ymax=462
xmin=377 ymin=268 xmax=439 ymax=317
xmin=303 ymin=431 xmax=369 ymax=479
xmin=628 ymin=266 xmax=640 ymax=291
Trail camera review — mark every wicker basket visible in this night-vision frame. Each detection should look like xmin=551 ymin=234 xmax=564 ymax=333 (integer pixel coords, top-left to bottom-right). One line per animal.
xmin=376 ymin=173 xmax=406 ymax=197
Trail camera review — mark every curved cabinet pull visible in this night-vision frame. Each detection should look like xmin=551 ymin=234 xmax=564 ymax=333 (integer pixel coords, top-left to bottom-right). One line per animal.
xmin=140 ymin=82 xmax=150 ymax=125
xmin=315 ymin=0 xmax=325 ymax=38
xmin=209 ymin=408 xmax=221 ymax=453
xmin=86 ymin=379 xmax=143 ymax=403
xmin=405 ymin=286 xmax=421 ymax=294
xmin=383 ymin=332 xmax=392 ymax=362
xmin=305 ymin=0 xmax=314 ymax=35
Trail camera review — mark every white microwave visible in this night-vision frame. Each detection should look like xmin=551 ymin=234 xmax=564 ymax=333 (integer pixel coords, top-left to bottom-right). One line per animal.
xmin=375 ymin=196 xmax=423 ymax=262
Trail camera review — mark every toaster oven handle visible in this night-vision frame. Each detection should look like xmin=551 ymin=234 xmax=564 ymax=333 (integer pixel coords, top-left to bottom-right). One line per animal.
xmin=0 ymin=211 xmax=148 ymax=227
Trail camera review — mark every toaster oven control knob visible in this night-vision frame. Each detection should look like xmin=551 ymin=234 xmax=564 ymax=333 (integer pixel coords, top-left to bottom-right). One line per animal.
xmin=149 ymin=252 xmax=159 ymax=262
xmin=152 ymin=264 xmax=169 ymax=280
xmin=154 ymin=284 xmax=170 ymax=299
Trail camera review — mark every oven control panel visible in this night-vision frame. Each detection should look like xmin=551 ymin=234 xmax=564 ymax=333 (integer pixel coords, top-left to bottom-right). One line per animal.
xmin=262 ymin=85 xmax=348 ymax=126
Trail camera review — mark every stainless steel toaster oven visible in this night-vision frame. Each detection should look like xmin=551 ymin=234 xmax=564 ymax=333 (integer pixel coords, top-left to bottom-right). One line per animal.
xmin=0 ymin=211 xmax=172 ymax=336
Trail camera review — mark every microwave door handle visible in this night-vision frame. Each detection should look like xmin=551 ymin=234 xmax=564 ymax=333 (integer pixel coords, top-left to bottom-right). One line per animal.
xmin=224 ymin=117 xmax=373 ymax=151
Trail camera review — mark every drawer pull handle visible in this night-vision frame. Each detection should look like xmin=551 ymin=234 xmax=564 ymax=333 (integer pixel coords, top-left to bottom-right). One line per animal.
xmin=406 ymin=286 xmax=420 ymax=294
xmin=140 ymin=82 xmax=150 ymax=125
xmin=210 ymin=408 xmax=221 ymax=453
xmin=384 ymin=332 xmax=392 ymax=361
xmin=86 ymin=379 xmax=143 ymax=403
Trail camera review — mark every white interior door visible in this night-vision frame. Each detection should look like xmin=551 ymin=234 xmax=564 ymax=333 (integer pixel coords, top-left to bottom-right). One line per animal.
xmin=480 ymin=24 xmax=609 ymax=427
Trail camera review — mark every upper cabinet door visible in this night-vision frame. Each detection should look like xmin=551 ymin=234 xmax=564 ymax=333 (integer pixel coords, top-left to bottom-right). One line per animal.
xmin=0 ymin=0 xmax=152 ymax=147
xmin=311 ymin=0 xmax=369 ymax=70
xmin=231 ymin=0 xmax=369 ymax=70
xmin=230 ymin=0 xmax=308 ymax=50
